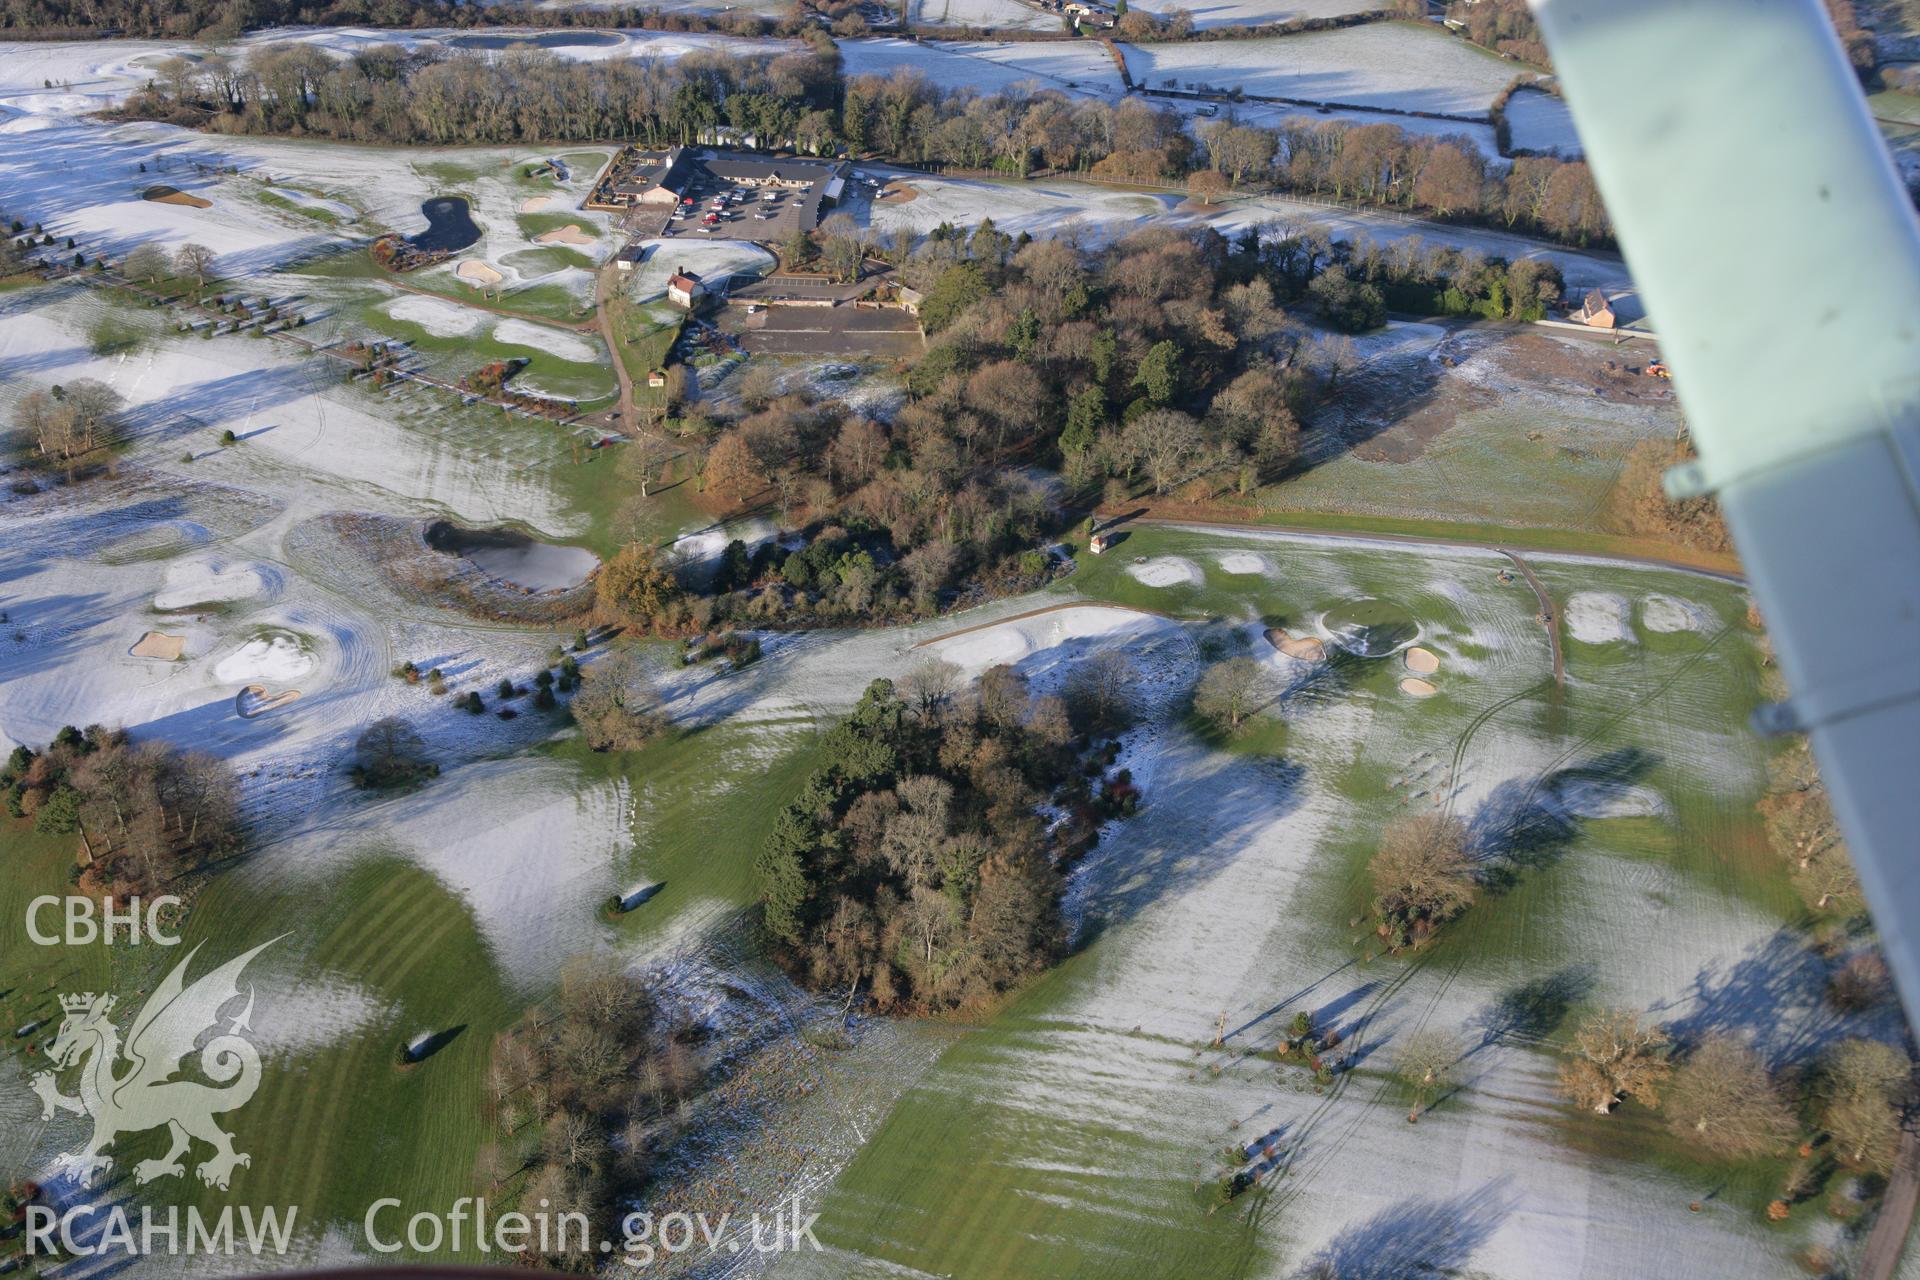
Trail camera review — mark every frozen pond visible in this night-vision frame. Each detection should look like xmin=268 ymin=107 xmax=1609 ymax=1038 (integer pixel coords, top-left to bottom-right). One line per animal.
xmin=425 ymin=522 xmax=599 ymax=591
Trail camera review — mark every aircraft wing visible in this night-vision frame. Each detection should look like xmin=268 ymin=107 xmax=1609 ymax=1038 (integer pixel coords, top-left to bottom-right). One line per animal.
xmin=1531 ymin=0 xmax=1920 ymax=1021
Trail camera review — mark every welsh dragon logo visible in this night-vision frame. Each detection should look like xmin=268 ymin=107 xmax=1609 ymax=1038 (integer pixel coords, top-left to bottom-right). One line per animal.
xmin=28 ymin=940 xmax=277 ymax=1191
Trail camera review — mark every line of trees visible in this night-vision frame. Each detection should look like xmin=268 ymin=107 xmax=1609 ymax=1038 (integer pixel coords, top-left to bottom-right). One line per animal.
xmin=757 ymin=659 xmax=1136 ymax=1011
xmin=0 ymin=0 xmax=803 ymax=41
xmin=845 ymin=70 xmax=1613 ymax=247
xmin=1558 ymin=1007 xmax=1911 ymax=1180
xmin=1759 ymin=739 xmax=1862 ymax=917
xmin=120 ymin=40 xmax=1615 ymax=249
xmin=123 ymin=39 xmax=842 ymax=148
xmin=4 ymin=726 xmax=242 ymax=896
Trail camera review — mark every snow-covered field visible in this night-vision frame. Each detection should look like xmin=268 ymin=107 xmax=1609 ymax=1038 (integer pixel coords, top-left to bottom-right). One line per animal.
xmin=1202 ymin=96 xmax=1505 ymax=160
xmin=1177 ymin=0 xmax=1379 ymax=29
xmin=911 ymin=0 xmax=1062 ymax=30
xmin=1505 ymin=86 xmax=1583 ymax=157
xmin=840 ymin=37 xmax=1118 ymax=96
xmin=861 ymin=166 xmax=1636 ymax=296
xmin=1563 ymin=590 xmax=1635 ymax=645
xmin=1123 ymin=24 xmax=1523 ymax=116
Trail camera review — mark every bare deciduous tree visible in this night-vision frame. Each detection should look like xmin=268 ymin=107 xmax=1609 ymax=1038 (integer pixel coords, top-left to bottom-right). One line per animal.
xmin=174 ymin=242 xmax=216 ymax=289
xmin=1064 ymin=649 xmax=1137 ymax=738
xmin=122 ymin=242 xmax=172 ymax=285
xmin=1821 ymin=1038 xmax=1910 ymax=1169
xmin=978 ymin=664 xmax=1031 ymax=731
xmin=570 ymin=647 xmax=667 ymax=751
xmin=900 ymin=657 xmax=962 ymax=723
xmin=1663 ymin=1035 xmax=1797 ymax=1159
xmin=1119 ymin=408 xmax=1203 ymax=495
xmin=1392 ymin=1028 xmax=1463 ymax=1122
xmin=1369 ymin=815 xmax=1475 ymax=936
xmin=1558 ymin=1009 xmax=1671 ymax=1115
xmin=1193 ymin=657 xmax=1266 ymax=734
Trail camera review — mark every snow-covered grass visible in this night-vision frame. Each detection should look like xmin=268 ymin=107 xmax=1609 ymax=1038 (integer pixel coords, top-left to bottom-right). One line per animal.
xmin=213 ymin=629 xmax=319 ymax=683
xmin=839 ymin=37 xmax=1118 ymax=97
xmin=1505 ymin=86 xmax=1582 ymax=157
xmin=1122 ymin=23 xmax=1525 ymax=117
xmin=264 ymin=185 xmax=359 ymax=221
xmin=1176 ymin=0 xmax=1378 ymax=30
xmin=385 ymin=293 xmax=486 ymax=337
xmin=492 ymin=317 xmax=601 ymax=363
xmin=1125 ymin=554 xmax=1204 ymax=587
xmin=1641 ymin=593 xmax=1714 ymax=635
xmin=1563 ymin=590 xmax=1635 ymax=645
xmin=912 ymin=0 xmax=1063 ymax=30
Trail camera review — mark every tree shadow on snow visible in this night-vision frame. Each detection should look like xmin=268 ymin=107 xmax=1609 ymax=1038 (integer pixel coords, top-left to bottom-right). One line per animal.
xmin=1467 ymin=746 xmax=1660 ymax=889
xmin=1070 ymin=750 xmax=1307 ymax=948
xmin=1467 ymin=963 xmax=1597 ymax=1054
xmin=1295 ymin=1179 xmax=1515 ymax=1280
xmin=1654 ymin=927 xmax=1910 ymax=1068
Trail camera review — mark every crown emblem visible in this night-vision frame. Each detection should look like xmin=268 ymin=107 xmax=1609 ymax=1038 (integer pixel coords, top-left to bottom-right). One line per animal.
xmin=59 ymin=992 xmax=113 ymax=1016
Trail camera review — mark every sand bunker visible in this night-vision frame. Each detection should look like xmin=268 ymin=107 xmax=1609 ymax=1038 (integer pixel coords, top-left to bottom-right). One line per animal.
xmin=387 ymin=294 xmax=484 ymax=338
xmin=1216 ymin=552 xmax=1272 ymax=576
xmin=878 ymin=182 xmax=920 ymax=203
xmin=130 ymin=631 xmax=185 ymax=660
xmin=924 ymin=603 xmax=1172 ymax=676
xmin=236 ymin=684 xmax=302 ymax=718
xmin=493 ymin=319 xmax=599 ymax=363
xmin=1404 ymin=647 xmax=1439 ymax=675
xmin=1642 ymin=594 xmax=1712 ymax=634
xmin=155 ymin=558 xmax=272 ymax=610
xmin=1565 ymin=591 xmax=1636 ymax=644
xmin=142 ymin=185 xmax=211 ymax=208
xmin=533 ymin=223 xmax=593 ymax=246
xmin=1263 ymin=626 xmax=1326 ymax=663
xmin=1126 ymin=556 xmax=1203 ymax=588
xmin=214 ymin=632 xmax=315 ymax=684
xmin=456 ymin=259 xmax=504 ymax=285
xmin=519 ymin=195 xmax=554 ymax=213
xmin=1399 ymin=677 xmax=1438 ymax=697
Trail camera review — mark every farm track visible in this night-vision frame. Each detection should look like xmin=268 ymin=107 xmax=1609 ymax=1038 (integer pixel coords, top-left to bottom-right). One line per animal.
xmin=1442 ymin=676 xmax=1555 ymax=826
xmin=1500 ymin=621 xmax=1740 ymax=827
xmin=1498 ymin=549 xmax=1563 ymax=687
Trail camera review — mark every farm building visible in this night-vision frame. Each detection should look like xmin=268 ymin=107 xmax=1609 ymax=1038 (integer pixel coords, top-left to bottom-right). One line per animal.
xmin=593 ymin=146 xmax=850 ymax=229
xmin=666 ymin=270 xmax=705 ymax=308
xmin=1578 ymin=288 xmax=1617 ymax=329
xmin=614 ymin=244 xmax=647 ymax=272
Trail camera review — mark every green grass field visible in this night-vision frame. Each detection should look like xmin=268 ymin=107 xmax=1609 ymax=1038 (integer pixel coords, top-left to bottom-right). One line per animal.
xmin=1 ymin=718 xmax=823 ymax=1258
